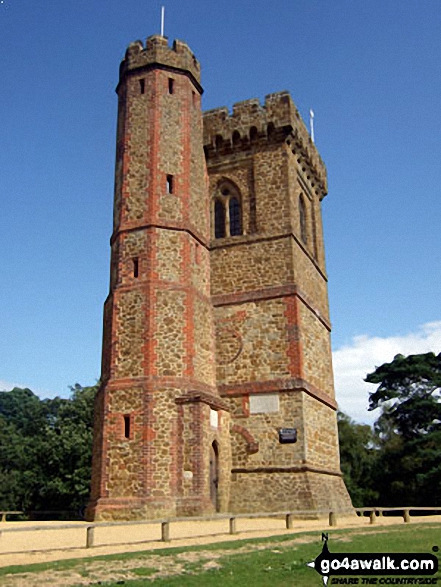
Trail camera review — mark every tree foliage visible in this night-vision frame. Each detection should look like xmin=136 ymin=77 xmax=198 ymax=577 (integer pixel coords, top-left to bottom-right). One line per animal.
xmin=0 ymin=384 xmax=96 ymax=515
xmin=337 ymin=411 xmax=378 ymax=507
xmin=364 ymin=352 xmax=441 ymax=506
xmin=367 ymin=352 xmax=441 ymax=441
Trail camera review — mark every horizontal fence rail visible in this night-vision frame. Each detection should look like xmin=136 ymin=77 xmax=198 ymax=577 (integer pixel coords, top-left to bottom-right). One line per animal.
xmin=0 ymin=511 xmax=23 ymax=523
xmin=0 ymin=507 xmax=440 ymax=554
xmin=355 ymin=506 xmax=441 ymax=525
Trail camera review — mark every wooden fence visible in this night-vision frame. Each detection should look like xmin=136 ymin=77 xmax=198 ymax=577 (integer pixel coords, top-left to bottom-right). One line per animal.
xmin=0 ymin=507 xmax=440 ymax=554
xmin=355 ymin=506 xmax=441 ymax=524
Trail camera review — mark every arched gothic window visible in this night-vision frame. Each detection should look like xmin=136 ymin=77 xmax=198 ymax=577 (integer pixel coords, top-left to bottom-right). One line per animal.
xmin=214 ymin=199 xmax=226 ymax=238
xmin=229 ymin=197 xmax=241 ymax=236
xmin=299 ymin=194 xmax=308 ymax=245
xmin=213 ymin=181 xmax=242 ymax=239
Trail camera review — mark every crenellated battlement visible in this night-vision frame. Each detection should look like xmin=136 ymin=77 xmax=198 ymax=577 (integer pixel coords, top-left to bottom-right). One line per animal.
xmin=119 ymin=35 xmax=201 ymax=86
xmin=203 ymin=91 xmax=326 ymax=191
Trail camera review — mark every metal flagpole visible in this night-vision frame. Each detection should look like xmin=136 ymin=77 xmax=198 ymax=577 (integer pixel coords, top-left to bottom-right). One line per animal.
xmin=161 ymin=6 xmax=165 ymax=37
xmin=309 ymin=109 xmax=315 ymax=143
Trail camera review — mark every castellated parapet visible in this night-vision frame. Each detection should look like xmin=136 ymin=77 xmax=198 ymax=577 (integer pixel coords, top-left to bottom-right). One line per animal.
xmin=204 ymin=92 xmax=327 ymax=197
xmin=119 ymin=35 xmax=201 ymax=89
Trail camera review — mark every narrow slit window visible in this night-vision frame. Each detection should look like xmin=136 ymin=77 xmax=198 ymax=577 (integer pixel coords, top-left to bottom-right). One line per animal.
xmin=133 ymin=257 xmax=139 ymax=278
xmin=124 ymin=415 xmax=131 ymax=439
xmin=168 ymin=78 xmax=174 ymax=94
xmin=299 ymin=195 xmax=308 ymax=244
xmin=139 ymin=79 xmax=145 ymax=94
xmin=166 ymin=174 xmax=174 ymax=194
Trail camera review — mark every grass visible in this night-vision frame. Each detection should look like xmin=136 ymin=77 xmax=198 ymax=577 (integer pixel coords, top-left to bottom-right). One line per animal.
xmin=0 ymin=523 xmax=440 ymax=586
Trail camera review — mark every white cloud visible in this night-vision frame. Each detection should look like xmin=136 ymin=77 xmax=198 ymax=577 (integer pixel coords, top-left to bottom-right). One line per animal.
xmin=332 ymin=321 xmax=441 ymax=425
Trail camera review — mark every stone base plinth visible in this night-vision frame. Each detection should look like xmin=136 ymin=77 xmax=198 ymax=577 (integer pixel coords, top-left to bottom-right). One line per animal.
xmin=86 ymin=495 xmax=224 ymax=522
xmin=229 ymin=468 xmax=354 ymax=515
xmin=85 ymin=497 xmax=177 ymax=522
xmin=176 ymin=496 xmax=217 ymax=517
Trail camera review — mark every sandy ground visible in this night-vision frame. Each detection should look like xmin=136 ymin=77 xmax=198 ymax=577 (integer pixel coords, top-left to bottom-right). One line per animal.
xmin=1 ymin=514 xmax=440 ymax=570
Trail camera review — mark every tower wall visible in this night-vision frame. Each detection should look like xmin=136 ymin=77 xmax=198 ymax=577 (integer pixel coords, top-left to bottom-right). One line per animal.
xmin=204 ymin=93 xmax=352 ymax=513
xmin=87 ymin=36 xmax=231 ymax=521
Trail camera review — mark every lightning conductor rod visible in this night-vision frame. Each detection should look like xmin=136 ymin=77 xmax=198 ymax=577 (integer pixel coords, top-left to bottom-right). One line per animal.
xmin=161 ymin=6 xmax=165 ymax=37
xmin=309 ymin=109 xmax=315 ymax=143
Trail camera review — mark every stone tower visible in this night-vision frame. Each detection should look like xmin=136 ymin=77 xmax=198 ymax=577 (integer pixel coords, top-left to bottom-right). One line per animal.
xmin=87 ymin=35 xmax=352 ymax=521
xmin=204 ymin=94 xmax=352 ymax=513
xmin=87 ymin=36 xmax=231 ymax=521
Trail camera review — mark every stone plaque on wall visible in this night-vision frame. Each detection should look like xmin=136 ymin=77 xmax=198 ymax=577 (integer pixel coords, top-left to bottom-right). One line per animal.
xmin=249 ymin=393 xmax=279 ymax=414
xmin=210 ymin=408 xmax=219 ymax=428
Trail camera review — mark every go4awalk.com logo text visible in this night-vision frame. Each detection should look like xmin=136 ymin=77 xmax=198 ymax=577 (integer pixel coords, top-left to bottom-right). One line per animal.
xmin=307 ymin=534 xmax=439 ymax=585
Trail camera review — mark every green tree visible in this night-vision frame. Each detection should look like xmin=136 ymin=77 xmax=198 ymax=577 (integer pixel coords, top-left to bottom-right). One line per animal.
xmin=0 ymin=383 xmax=96 ymax=515
xmin=365 ymin=352 xmax=441 ymax=506
xmin=0 ymin=388 xmax=50 ymax=510
xmin=38 ymin=383 xmax=96 ymax=512
xmin=0 ymin=387 xmax=48 ymax=435
xmin=337 ymin=411 xmax=379 ymax=507
xmin=367 ymin=352 xmax=441 ymax=440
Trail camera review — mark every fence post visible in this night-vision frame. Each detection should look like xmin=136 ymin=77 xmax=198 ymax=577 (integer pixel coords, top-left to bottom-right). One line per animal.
xmin=329 ymin=512 xmax=337 ymax=527
xmin=369 ymin=511 xmax=376 ymax=524
xmin=161 ymin=521 xmax=170 ymax=542
xmin=403 ymin=509 xmax=410 ymax=523
xmin=285 ymin=513 xmax=293 ymax=529
xmin=86 ymin=526 xmax=95 ymax=548
xmin=229 ymin=517 xmax=237 ymax=535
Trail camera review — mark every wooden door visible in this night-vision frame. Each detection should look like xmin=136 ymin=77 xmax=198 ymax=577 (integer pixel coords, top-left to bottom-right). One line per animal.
xmin=209 ymin=442 xmax=219 ymax=510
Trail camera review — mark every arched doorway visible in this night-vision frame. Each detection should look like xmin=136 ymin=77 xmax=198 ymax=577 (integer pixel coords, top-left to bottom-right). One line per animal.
xmin=209 ymin=441 xmax=219 ymax=511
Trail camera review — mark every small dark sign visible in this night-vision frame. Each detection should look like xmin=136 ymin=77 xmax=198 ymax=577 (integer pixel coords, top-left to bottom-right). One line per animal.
xmin=279 ymin=428 xmax=297 ymax=444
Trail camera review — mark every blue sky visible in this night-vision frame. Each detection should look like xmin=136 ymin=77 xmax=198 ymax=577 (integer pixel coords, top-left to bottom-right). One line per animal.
xmin=1 ymin=0 xmax=440 ymax=423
